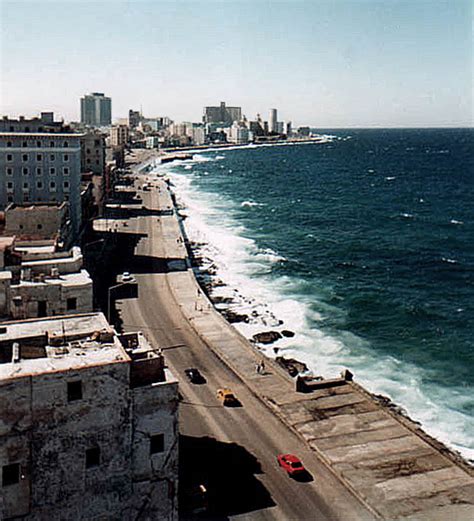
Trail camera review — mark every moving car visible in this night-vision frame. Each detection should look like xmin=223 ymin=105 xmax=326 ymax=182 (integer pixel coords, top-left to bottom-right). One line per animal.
xmin=216 ymin=388 xmax=239 ymax=406
xmin=277 ymin=454 xmax=306 ymax=476
xmin=184 ymin=368 xmax=205 ymax=384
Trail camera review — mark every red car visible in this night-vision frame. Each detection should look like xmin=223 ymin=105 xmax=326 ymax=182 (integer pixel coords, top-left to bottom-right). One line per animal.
xmin=277 ymin=454 xmax=306 ymax=476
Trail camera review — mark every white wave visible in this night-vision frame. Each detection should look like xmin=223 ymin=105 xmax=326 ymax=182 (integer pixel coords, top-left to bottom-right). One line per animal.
xmin=385 ymin=176 xmax=396 ymax=181
xmin=184 ymin=165 xmax=192 ymax=170
xmin=368 ymin=169 xmax=375 ymax=173
xmin=241 ymin=200 xmax=265 ymax=208
xmin=161 ymin=162 xmax=474 ymax=462
xmin=450 ymin=219 xmax=464 ymax=225
xmin=400 ymin=213 xmax=414 ymax=219
xmin=442 ymin=257 xmax=458 ymax=264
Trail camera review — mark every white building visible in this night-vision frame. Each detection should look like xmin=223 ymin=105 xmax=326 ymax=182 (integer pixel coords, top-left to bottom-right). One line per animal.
xmin=0 ymin=313 xmax=179 ymax=520
xmin=269 ymin=108 xmax=278 ymax=133
xmin=225 ymin=122 xmax=251 ymax=144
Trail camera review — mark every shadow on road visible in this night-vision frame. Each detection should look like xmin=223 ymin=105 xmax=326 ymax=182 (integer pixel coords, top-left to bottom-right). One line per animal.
xmin=131 ymin=254 xmax=188 ymax=274
xmin=292 ymin=469 xmax=314 ymax=483
xmin=179 ymin=435 xmax=275 ymax=521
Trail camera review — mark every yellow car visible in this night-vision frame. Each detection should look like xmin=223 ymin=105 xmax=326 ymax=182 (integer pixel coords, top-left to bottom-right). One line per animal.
xmin=217 ymin=388 xmax=239 ymax=406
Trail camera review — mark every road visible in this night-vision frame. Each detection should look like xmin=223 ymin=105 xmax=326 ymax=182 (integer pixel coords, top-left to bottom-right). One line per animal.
xmin=115 ymin=177 xmax=376 ymax=521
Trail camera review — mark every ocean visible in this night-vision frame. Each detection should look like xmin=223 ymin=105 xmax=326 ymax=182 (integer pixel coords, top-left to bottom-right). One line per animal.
xmin=151 ymin=129 xmax=473 ymax=461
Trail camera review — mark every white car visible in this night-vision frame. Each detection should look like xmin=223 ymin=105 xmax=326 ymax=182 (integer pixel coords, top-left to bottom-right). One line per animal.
xmin=121 ymin=272 xmax=135 ymax=283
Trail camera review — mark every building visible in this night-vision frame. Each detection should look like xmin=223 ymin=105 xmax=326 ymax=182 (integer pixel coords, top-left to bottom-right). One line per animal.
xmin=269 ymin=108 xmax=278 ymax=133
xmin=286 ymin=121 xmax=292 ymax=136
xmin=0 ymin=113 xmax=65 ymax=133
xmin=80 ymin=93 xmax=112 ymax=127
xmin=0 ymin=235 xmax=93 ymax=319
xmin=128 ymin=109 xmax=142 ymax=129
xmin=110 ymin=125 xmax=129 ymax=147
xmin=80 ymin=132 xmax=106 ymax=176
xmin=203 ymin=102 xmax=242 ymax=125
xmin=0 ymin=313 xmax=179 ymax=520
xmin=225 ymin=122 xmax=251 ymax=144
xmin=0 ymin=118 xmax=83 ymax=236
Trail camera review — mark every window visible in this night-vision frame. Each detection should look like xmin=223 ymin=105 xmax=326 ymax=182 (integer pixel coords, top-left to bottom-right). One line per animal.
xmin=37 ymin=181 xmax=43 ymax=189
xmin=64 ymin=194 xmax=69 ymax=201
xmin=22 ymin=154 xmax=28 ymax=162
xmin=7 ymin=195 xmax=13 ymax=202
xmin=37 ymin=154 xmax=42 ymax=161
xmin=23 ymin=193 xmax=29 ymax=202
xmin=37 ymin=224 xmax=42 ymax=230
xmin=85 ymin=447 xmax=100 ymax=468
xmin=22 ymin=167 xmax=29 ymax=175
xmin=50 ymin=141 xmax=55 ymax=148
xmin=67 ymin=297 xmax=77 ymax=310
xmin=36 ymin=167 xmax=42 ymax=176
xmin=86 ymin=148 xmax=91 ymax=154
xmin=63 ymin=154 xmax=69 ymax=162
xmin=86 ymin=159 xmax=91 ymax=164
xmin=6 ymin=154 xmax=12 ymax=162
xmin=23 ymin=182 xmax=29 ymax=190
xmin=50 ymin=167 xmax=56 ymax=175
xmin=6 ymin=167 xmax=13 ymax=176
xmin=67 ymin=380 xmax=82 ymax=401
xmin=50 ymin=154 xmax=55 ymax=161
xmin=150 ymin=434 xmax=164 ymax=454
xmin=7 ymin=182 xmax=13 ymax=190
xmin=63 ymin=167 xmax=69 ymax=175
xmin=37 ymin=141 xmax=42 ymax=147
xmin=95 ymin=160 xmax=99 ymax=165
xmin=50 ymin=181 xmax=56 ymax=190
xmin=2 ymin=463 xmax=20 ymax=487
xmin=25 ymin=126 xmax=30 ymax=132
xmin=63 ymin=181 xmax=70 ymax=190
xmin=6 ymin=141 xmax=12 ymax=147
xmin=63 ymin=141 xmax=69 ymax=148
xmin=94 ymin=140 xmax=100 ymax=146
xmin=22 ymin=141 xmax=27 ymax=148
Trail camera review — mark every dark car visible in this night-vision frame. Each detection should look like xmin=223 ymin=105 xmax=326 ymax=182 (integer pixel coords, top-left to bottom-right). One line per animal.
xmin=185 ymin=368 xmax=205 ymax=384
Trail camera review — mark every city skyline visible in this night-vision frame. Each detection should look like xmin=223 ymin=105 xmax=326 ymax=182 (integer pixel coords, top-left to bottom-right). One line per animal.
xmin=0 ymin=0 xmax=472 ymax=127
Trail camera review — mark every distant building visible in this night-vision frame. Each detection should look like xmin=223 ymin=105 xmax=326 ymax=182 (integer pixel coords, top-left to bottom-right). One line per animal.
xmin=0 ymin=313 xmax=179 ymax=520
xmin=269 ymin=108 xmax=278 ymax=133
xmin=80 ymin=93 xmax=112 ymax=127
xmin=203 ymin=102 xmax=242 ymax=125
xmin=0 ymin=115 xmax=83 ymax=236
xmin=297 ymin=126 xmax=311 ymax=137
xmin=80 ymin=132 xmax=106 ymax=175
xmin=110 ymin=125 xmax=129 ymax=147
xmin=225 ymin=122 xmax=251 ymax=144
xmin=276 ymin=121 xmax=284 ymax=134
xmin=128 ymin=109 xmax=142 ymax=129
xmin=286 ymin=121 xmax=292 ymax=136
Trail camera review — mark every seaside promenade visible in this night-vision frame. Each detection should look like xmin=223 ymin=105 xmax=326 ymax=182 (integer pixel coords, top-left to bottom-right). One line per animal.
xmin=108 ymin=154 xmax=474 ymax=520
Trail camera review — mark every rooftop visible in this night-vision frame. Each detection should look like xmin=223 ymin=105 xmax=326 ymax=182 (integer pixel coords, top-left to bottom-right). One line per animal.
xmin=0 ymin=313 xmax=127 ymax=381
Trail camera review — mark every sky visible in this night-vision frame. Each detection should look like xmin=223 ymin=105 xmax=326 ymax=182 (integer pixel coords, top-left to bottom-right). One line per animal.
xmin=0 ymin=0 xmax=472 ymax=127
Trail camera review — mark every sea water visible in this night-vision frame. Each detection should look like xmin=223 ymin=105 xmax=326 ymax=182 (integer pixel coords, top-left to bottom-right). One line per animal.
xmin=150 ymin=129 xmax=473 ymax=461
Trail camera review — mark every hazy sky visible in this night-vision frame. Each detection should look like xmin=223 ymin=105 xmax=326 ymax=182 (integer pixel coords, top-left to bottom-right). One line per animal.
xmin=0 ymin=0 xmax=472 ymax=127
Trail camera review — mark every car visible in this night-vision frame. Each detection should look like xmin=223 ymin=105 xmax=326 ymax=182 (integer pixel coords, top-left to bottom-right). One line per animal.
xmin=216 ymin=388 xmax=239 ymax=406
xmin=121 ymin=272 xmax=135 ymax=283
xmin=277 ymin=454 xmax=306 ymax=476
xmin=184 ymin=368 xmax=205 ymax=384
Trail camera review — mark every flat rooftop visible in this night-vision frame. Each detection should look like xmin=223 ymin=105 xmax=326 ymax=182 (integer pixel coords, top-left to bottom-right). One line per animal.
xmin=15 ymin=269 xmax=92 ymax=287
xmin=0 ymin=313 xmax=127 ymax=380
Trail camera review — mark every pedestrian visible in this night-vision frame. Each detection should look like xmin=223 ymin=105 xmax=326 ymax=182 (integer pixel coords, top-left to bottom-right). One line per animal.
xmin=260 ymin=359 xmax=265 ymax=374
xmin=255 ymin=362 xmax=260 ymax=374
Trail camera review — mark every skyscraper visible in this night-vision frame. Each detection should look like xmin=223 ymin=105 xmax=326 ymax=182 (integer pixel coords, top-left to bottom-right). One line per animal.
xmin=80 ymin=93 xmax=112 ymax=127
xmin=203 ymin=102 xmax=242 ymax=125
xmin=269 ymin=108 xmax=278 ymax=133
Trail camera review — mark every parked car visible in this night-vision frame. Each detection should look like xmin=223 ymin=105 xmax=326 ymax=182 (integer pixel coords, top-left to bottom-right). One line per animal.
xmin=277 ymin=454 xmax=306 ymax=476
xmin=121 ymin=272 xmax=135 ymax=283
xmin=184 ymin=368 xmax=205 ymax=384
xmin=216 ymin=388 xmax=239 ymax=406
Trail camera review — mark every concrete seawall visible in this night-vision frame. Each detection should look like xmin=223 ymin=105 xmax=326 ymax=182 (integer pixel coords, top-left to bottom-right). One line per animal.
xmin=129 ymin=156 xmax=474 ymax=521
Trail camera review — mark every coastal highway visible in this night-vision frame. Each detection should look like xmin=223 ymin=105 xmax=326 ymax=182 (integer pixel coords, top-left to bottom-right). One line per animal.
xmin=116 ymin=180 xmax=377 ymax=520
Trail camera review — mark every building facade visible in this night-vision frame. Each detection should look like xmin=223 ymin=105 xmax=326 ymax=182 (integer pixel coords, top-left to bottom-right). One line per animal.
xmin=0 ymin=129 xmax=83 ymax=236
xmin=80 ymin=93 xmax=112 ymax=127
xmin=80 ymin=132 xmax=106 ymax=176
xmin=110 ymin=125 xmax=129 ymax=147
xmin=269 ymin=108 xmax=278 ymax=133
xmin=0 ymin=313 xmax=179 ymax=520
xmin=203 ymin=102 xmax=242 ymax=125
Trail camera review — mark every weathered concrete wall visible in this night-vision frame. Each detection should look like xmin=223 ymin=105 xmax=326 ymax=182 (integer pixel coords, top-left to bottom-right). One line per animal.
xmin=131 ymin=376 xmax=179 ymax=520
xmin=0 ymin=360 xmax=179 ymax=520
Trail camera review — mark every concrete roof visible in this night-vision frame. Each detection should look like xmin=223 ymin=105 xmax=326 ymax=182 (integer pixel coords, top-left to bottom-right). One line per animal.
xmin=0 ymin=313 xmax=128 ymax=381
xmin=0 ymin=132 xmax=84 ymax=137
xmin=16 ymin=269 xmax=92 ymax=288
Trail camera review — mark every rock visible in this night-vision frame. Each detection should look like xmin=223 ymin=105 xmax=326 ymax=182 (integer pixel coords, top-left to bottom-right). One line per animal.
xmin=281 ymin=330 xmax=295 ymax=338
xmin=222 ymin=310 xmax=249 ymax=323
xmin=276 ymin=357 xmax=309 ymax=377
xmin=252 ymin=331 xmax=282 ymax=344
